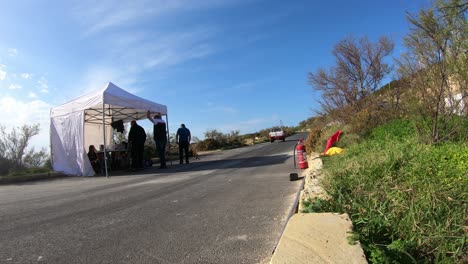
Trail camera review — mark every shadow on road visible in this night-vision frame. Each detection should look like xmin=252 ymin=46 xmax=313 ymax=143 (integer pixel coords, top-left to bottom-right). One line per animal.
xmin=103 ymin=154 xmax=291 ymax=177
xmin=3 ymin=154 xmax=292 ymax=185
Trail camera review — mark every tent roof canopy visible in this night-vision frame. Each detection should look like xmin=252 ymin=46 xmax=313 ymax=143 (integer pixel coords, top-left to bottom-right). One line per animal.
xmin=50 ymin=82 xmax=167 ymax=124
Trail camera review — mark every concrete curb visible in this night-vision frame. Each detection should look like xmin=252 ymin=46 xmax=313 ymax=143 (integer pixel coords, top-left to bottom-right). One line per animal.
xmin=270 ymin=213 xmax=367 ymax=264
xmin=269 ymin=154 xmax=368 ymax=264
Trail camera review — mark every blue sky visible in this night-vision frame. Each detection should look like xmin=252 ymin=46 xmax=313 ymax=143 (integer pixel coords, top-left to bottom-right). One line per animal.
xmin=0 ymin=0 xmax=429 ymax=150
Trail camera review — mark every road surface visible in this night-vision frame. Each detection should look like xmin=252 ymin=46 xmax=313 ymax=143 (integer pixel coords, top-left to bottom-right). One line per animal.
xmin=0 ymin=133 xmax=307 ymax=264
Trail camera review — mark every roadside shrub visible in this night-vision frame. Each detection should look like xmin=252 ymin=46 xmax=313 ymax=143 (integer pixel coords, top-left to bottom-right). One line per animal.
xmin=319 ymin=120 xmax=467 ymax=263
xmin=0 ymin=157 xmax=12 ymax=175
xmin=369 ymin=118 xmax=415 ymax=140
xmin=334 ymin=132 xmax=361 ymax=150
xmin=411 ymin=115 xmax=468 ymax=144
xmin=253 ymin=136 xmax=269 ymax=144
xmin=9 ymin=166 xmax=51 ymax=176
xmin=144 ymin=144 xmax=155 ymax=159
xmin=197 ymin=138 xmax=221 ymax=151
xmin=303 ymin=127 xmax=320 ymax=153
xmin=316 ymin=123 xmax=349 ymax=152
xmin=301 ymin=198 xmax=334 ymax=213
xmin=223 ymin=138 xmax=245 ymax=149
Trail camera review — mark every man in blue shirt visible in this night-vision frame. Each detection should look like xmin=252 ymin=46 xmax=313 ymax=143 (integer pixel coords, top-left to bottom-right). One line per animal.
xmin=176 ymin=124 xmax=191 ymax=164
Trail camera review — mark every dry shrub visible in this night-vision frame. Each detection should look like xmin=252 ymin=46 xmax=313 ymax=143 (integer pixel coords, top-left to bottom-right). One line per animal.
xmin=197 ymin=138 xmax=221 ymax=151
xmin=304 ymin=127 xmax=321 ymax=153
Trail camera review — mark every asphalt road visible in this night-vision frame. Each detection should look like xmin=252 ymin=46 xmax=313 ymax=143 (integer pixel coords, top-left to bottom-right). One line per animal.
xmin=0 ymin=133 xmax=307 ymax=264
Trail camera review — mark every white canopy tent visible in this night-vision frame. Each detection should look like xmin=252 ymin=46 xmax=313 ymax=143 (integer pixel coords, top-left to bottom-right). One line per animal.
xmin=50 ymin=82 xmax=168 ymax=177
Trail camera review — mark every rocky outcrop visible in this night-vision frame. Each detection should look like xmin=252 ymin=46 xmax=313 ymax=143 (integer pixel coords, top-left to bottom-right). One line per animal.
xmin=298 ymin=152 xmax=329 ymax=212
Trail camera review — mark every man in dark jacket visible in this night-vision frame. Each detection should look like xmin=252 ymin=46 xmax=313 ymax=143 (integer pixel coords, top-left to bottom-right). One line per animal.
xmin=176 ymin=123 xmax=191 ymax=164
xmin=128 ymin=120 xmax=146 ymax=169
xmin=147 ymin=111 xmax=167 ymax=169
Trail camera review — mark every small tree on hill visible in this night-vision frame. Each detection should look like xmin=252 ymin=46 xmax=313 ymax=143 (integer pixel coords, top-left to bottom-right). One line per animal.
xmin=397 ymin=0 xmax=467 ymax=143
xmin=204 ymin=129 xmax=224 ymax=141
xmin=23 ymin=147 xmax=49 ymax=168
xmin=308 ymin=35 xmax=394 ymax=130
xmin=0 ymin=124 xmax=45 ymax=171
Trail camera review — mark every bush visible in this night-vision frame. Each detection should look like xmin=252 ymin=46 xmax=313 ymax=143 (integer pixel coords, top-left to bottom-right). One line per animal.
xmin=303 ymin=127 xmax=321 ymax=153
xmin=0 ymin=157 xmax=12 ymax=175
xmin=301 ymin=198 xmax=334 ymax=213
xmin=319 ymin=120 xmax=467 ymax=263
xmin=411 ymin=115 xmax=468 ymax=144
xmin=197 ymin=138 xmax=222 ymax=151
xmin=8 ymin=167 xmax=51 ymax=176
xmin=369 ymin=118 xmax=415 ymax=140
xmin=143 ymin=144 xmax=155 ymax=159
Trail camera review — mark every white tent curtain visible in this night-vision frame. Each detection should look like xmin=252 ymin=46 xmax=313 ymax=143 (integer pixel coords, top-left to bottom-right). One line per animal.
xmin=50 ymin=111 xmax=95 ymax=176
xmin=50 ymin=82 xmax=168 ymax=176
xmin=84 ymin=123 xmax=112 ymax=151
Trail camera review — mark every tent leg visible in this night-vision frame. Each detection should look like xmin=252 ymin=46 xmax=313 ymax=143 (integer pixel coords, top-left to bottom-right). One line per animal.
xmin=166 ymin=114 xmax=172 ymax=166
xmin=102 ymin=104 xmax=109 ymax=178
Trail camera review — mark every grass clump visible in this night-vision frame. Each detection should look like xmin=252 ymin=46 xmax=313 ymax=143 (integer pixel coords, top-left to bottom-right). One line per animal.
xmin=318 ymin=119 xmax=467 ymax=263
xmin=301 ymin=198 xmax=335 ymax=213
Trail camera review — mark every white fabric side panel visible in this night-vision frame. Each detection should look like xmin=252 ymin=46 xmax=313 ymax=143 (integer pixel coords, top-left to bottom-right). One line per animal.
xmin=51 ymin=111 xmax=95 ymax=176
xmin=84 ymin=123 xmax=112 ymax=149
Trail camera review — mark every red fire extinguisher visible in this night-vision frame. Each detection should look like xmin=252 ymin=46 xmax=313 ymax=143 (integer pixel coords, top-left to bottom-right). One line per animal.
xmin=294 ymin=139 xmax=309 ymax=169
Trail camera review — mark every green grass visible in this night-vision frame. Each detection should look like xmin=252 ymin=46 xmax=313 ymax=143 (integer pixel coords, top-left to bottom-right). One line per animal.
xmin=303 ymin=119 xmax=468 ymax=263
xmin=6 ymin=167 xmax=52 ymax=176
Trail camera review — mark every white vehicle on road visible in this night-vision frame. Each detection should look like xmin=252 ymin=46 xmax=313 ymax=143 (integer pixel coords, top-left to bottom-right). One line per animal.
xmin=269 ymin=127 xmax=285 ymax=143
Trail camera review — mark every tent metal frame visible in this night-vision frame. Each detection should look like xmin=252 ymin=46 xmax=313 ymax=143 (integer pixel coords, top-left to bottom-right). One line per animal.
xmin=84 ymin=106 xmax=148 ymax=125
xmin=89 ymin=105 xmax=170 ymax=178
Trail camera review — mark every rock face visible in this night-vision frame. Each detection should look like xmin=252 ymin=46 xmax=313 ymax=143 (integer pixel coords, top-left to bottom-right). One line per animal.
xmin=298 ymin=153 xmax=329 ymax=212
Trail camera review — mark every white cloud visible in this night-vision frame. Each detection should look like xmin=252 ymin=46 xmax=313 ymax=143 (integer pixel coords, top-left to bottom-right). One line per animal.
xmin=21 ymin=73 xmax=31 ymax=79
xmin=0 ymin=96 xmax=52 ymax=150
xmin=139 ymin=29 xmax=217 ymax=70
xmin=74 ymin=0 xmax=238 ymax=35
xmin=28 ymin=92 xmax=37 ymax=98
xmin=69 ymin=1 xmax=242 ymax=91
xmin=37 ymin=77 xmax=49 ymax=93
xmin=77 ymin=65 xmax=139 ymax=94
xmin=0 ymin=64 xmax=6 ymax=80
xmin=74 ymin=0 xmax=172 ymax=35
xmin=58 ymin=65 xmax=145 ymax=105
xmin=8 ymin=48 xmax=18 ymax=57
xmin=8 ymin=84 xmax=22 ymax=90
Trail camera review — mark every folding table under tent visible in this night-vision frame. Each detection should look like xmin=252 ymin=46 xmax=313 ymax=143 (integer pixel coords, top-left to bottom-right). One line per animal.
xmin=50 ymin=82 xmax=168 ymax=177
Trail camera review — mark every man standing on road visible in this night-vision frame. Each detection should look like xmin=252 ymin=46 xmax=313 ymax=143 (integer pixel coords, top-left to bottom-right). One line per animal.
xmin=128 ymin=120 xmax=146 ymax=169
xmin=147 ymin=111 xmax=167 ymax=169
xmin=176 ymin=123 xmax=191 ymax=164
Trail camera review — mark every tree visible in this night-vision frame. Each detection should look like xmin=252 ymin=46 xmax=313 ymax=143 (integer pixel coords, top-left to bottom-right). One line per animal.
xmin=397 ymin=0 xmax=467 ymax=143
xmin=226 ymin=130 xmax=240 ymax=142
xmin=0 ymin=124 xmax=40 ymax=168
xmin=308 ymin=36 xmax=394 ymax=124
xmin=204 ymin=129 xmax=224 ymax=141
xmin=23 ymin=147 xmax=49 ymax=167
